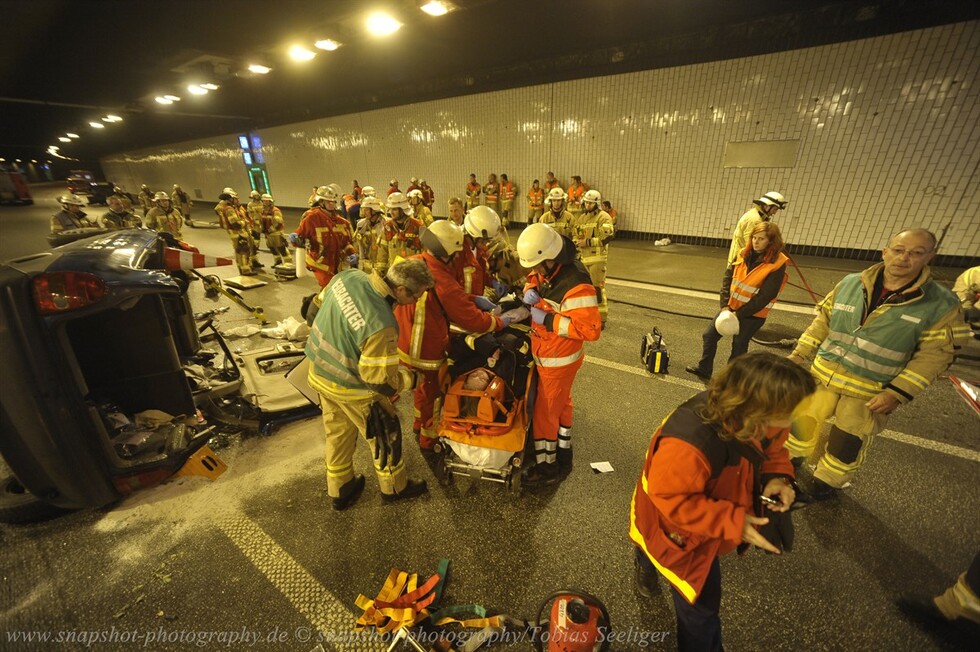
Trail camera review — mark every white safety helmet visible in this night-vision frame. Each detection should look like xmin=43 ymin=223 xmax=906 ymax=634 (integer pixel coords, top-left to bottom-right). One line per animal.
xmin=517 ymin=223 xmax=563 ymax=268
xmin=173 ymin=184 xmax=181 ymax=189
xmin=386 ymin=191 xmax=413 ymax=215
xmin=361 ymin=196 xmax=382 ymax=212
xmin=315 ymin=185 xmax=339 ymax=203
xmin=545 ymin=187 xmax=566 ymax=206
xmin=261 ymin=194 xmax=274 ymax=202
xmin=420 ymin=220 xmax=464 ymax=258
xmin=410 ymin=176 xmax=418 ymax=184
xmin=361 ymin=185 xmax=376 ymax=197
xmin=582 ymin=189 xmax=602 ymax=208
xmin=60 ymin=194 xmax=85 ymax=206
xmin=327 ymin=183 xmax=343 ymax=198
xmin=755 ymin=191 xmax=787 ymax=209
xmin=407 ymin=188 xmax=424 ymax=202
xmin=153 ymin=191 xmax=170 ymax=202
xmin=250 ymin=190 xmax=260 ymax=199
xmin=389 ymin=178 xmax=398 ymax=186
xmin=463 ymin=205 xmax=501 ymax=240
xmin=419 ymin=179 xmax=426 ymax=185
xmin=714 ymin=310 xmax=741 ymax=337
xmin=222 ymin=187 xmax=236 ymax=194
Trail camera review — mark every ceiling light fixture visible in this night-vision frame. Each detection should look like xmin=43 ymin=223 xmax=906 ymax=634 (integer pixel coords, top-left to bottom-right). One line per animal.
xmin=59 ymin=136 xmax=71 ymax=142
xmin=187 ymin=84 xmax=209 ymax=95
xmin=289 ymin=45 xmax=316 ymax=62
xmin=66 ymin=132 xmax=79 ymax=138
xmin=420 ymin=1 xmax=455 ymax=16
xmin=200 ymin=83 xmax=220 ymax=90
xmin=155 ymin=96 xmax=174 ymax=104
xmin=30 ymin=159 xmax=37 ymax=163
xmin=89 ymin=122 xmax=105 ymax=129
xmin=366 ymin=12 xmax=402 ymax=36
xmin=314 ymin=39 xmax=341 ymax=51
xmin=247 ymin=64 xmax=272 ymax=74
xmin=164 ymin=95 xmax=181 ymax=101
xmin=103 ymin=115 xmax=123 ymax=122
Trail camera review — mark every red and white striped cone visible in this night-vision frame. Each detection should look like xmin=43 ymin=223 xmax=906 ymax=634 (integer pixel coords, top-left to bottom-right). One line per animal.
xmin=163 ymin=247 xmax=234 ymax=271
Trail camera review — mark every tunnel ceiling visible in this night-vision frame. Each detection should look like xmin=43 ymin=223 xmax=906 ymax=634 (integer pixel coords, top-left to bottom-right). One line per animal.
xmin=1 ymin=0 xmax=977 ymax=165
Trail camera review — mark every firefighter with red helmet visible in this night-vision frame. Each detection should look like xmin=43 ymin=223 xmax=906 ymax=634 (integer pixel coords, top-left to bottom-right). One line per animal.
xmin=395 ymin=221 xmax=517 ymax=450
xmin=376 ymin=192 xmax=424 ymax=277
xmin=290 ymin=185 xmax=357 ymax=288
xmin=517 ymin=223 xmax=601 ymax=484
xmin=569 ymin=189 xmax=616 ymax=326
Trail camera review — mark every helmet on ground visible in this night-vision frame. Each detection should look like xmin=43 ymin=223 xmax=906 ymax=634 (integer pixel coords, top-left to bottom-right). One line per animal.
xmin=250 ymin=190 xmax=260 ymax=199
xmin=407 ymin=189 xmax=423 ymax=201
xmin=387 ymin=192 xmax=413 ymax=214
xmin=153 ymin=191 xmax=170 ymax=201
xmin=60 ymin=194 xmax=85 ymax=206
xmin=517 ymin=223 xmax=563 ymax=267
xmin=361 ymin=185 xmax=376 ymax=197
xmin=463 ymin=205 xmax=501 ymax=240
xmin=545 ymin=187 xmax=566 ymax=205
xmin=315 ymin=185 xmax=339 ymax=202
xmin=714 ymin=310 xmax=740 ymax=336
xmin=421 ymin=220 xmax=464 ymax=258
xmin=261 ymin=194 xmax=273 ymax=202
xmin=582 ymin=189 xmax=602 ymax=206
xmin=361 ymin=196 xmax=382 ymax=212
xmin=756 ymin=191 xmax=787 ymax=208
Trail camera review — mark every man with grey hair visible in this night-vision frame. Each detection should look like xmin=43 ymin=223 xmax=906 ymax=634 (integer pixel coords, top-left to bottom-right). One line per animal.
xmin=305 ymin=259 xmax=435 ymax=510
xmin=786 ymin=228 xmax=970 ymax=498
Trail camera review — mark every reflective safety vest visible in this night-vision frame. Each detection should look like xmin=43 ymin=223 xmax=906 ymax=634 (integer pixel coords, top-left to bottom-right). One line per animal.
xmin=816 ymin=272 xmax=958 ymax=386
xmin=728 ymin=252 xmax=789 ymax=318
xmin=528 ymin=187 xmax=544 ymax=209
xmin=544 ymin=179 xmax=560 ymax=192
xmin=484 ymin=183 xmax=499 ymax=204
xmin=501 ymin=181 xmax=515 ymax=202
xmin=567 ymin=183 xmax=586 ymax=208
xmin=306 ymin=270 xmax=397 ymax=398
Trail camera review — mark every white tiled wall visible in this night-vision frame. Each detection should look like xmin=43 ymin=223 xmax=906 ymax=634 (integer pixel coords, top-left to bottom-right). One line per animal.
xmin=102 ymin=21 xmax=980 ymax=257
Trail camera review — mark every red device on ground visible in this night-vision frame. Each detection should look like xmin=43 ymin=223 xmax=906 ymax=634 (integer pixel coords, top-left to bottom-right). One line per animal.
xmin=535 ymin=591 xmax=611 ymax=652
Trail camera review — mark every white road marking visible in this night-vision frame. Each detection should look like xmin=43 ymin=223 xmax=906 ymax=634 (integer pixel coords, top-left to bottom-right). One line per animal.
xmin=218 ymin=512 xmax=386 ymax=651
xmin=606 ymin=277 xmax=817 ymax=315
xmin=584 ymin=355 xmax=980 ymax=463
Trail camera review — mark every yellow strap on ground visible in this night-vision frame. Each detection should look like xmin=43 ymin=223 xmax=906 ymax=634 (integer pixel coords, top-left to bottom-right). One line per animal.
xmin=433 ymin=615 xmax=503 ymax=628
xmin=355 ymin=568 xmax=434 ymax=634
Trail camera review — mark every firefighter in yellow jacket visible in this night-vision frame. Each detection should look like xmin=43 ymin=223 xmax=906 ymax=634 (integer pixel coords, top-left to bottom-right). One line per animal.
xmin=727 ymin=192 xmax=787 ymax=265
xmin=539 ymin=187 xmax=573 ymax=238
xmin=375 ymin=192 xmax=424 ymax=277
xmin=144 ymin=192 xmax=184 ymax=239
xmin=353 ymin=196 xmax=386 ymax=274
xmin=408 ymin=189 xmax=433 ymax=226
xmin=786 ymin=228 xmax=970 ymax=498
xmin=216 ymin=189 xmax=259 ymax=275
xmin=258 ymin=194 xmax=288 ymax=266
xmin=569 ymin=189 xmax=615 ymax=326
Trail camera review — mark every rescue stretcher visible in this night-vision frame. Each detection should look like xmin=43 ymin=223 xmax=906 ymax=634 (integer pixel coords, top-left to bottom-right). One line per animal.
xmin=432 ymin=325 xmax=535 ymax=493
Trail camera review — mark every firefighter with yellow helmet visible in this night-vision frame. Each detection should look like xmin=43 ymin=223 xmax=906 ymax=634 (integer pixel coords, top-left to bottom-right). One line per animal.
xmin=569 ymin=189 xmax=615 ymax=326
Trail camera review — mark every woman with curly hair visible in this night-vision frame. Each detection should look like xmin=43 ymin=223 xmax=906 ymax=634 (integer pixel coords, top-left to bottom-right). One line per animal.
xmin=630 ymin=351 xmax=815 ymax=651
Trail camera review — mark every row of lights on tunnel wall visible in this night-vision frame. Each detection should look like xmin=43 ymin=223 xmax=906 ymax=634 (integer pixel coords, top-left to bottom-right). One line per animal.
xmin=34 ymin=2 xmax=456 ymax=163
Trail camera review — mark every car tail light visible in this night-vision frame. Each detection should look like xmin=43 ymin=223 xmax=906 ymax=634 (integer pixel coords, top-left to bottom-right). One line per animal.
xmin=111 ymin=468 xmax=174 ymax=495
xmin=32 ymin=272 xmax=107 ymax=314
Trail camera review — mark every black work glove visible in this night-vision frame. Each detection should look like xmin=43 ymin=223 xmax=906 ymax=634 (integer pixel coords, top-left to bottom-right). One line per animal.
xmin=756 ymin=508 xmax=794 ymax=553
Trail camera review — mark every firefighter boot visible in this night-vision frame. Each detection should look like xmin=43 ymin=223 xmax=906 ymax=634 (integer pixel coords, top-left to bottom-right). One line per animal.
xmin=381 ymin=479 xmax=429 ymax=503
xmin=557 ymin=448 xmax=573 ymax=477
xmin=332 ymin=474 xmax=365 ymax=511
xmin=523 ymin=462 xmax=559 ymax=486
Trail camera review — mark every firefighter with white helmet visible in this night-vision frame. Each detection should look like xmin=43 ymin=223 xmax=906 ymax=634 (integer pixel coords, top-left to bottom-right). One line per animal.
xmin=137 ymin=184 xmax=154 ymax=214
xmin=144 ymin=191 xmax=184 ymax=238
xmin=569 ymin=188 xmax=615 ymax=326
xmin=291 ymin=184 xmax=357 ymax=288
xmin=246 ymin=190 xmax=263 ymax=226
xmin=361 ymin=185 xmax=377 ymax=198
xmin=259 ymin=194 xmax=288 ymax=266
xmin=517 ymin=223 xmax=601 ymax=484
xmin=387 ymin=179 xmax=400 ymax=197
xmin=394 ymin=220 xmax=514 ymax=451
xmin=100 ymin=195 xmax=139 ymax=230
xmin=353 ymin=196 xmax=387 ymax=274
xmin=408 ymin=188 xmax=433 ymax=226
xmin=216 ymin=188 xmax=260 ymax=275
xmin=171 ymin=184 xmax=192 ymax=224
xmin=51 ymin=194 xmax=95 ymax=234
xmin=727 ymin=191 xmax=788 ymax=265
xmin=375 ymin=192 xmax=424 ymax=277
xmin=540 ymin=187 xmax=573 ymax=237
xmin=455 ymin=205 xmax=500 ymax=296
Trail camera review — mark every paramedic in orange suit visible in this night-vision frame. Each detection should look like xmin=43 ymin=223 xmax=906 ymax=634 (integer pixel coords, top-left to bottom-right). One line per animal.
xmin=455 ymin=205 xmax=501 ymax=297
xmin=517 ymin=223 xmax=601 ymax=485
xmin=395 ymin=221 xmax=517 ymax=450
xmin=630 ymin=352 xmax=815 ymax=651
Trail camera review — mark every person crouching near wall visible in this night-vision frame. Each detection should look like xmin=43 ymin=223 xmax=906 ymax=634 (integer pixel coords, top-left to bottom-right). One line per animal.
xmin=629 ymin=351 xmax=816 ymax=651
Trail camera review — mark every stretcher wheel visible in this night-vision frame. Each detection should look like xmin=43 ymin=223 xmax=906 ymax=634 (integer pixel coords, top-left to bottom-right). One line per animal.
xmin=436 ymin=450 xmax=452 ymax=486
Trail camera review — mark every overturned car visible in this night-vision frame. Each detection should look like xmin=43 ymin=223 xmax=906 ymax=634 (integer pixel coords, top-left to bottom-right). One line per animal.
xmin=0 ymin=229 xmax=314 ymax=523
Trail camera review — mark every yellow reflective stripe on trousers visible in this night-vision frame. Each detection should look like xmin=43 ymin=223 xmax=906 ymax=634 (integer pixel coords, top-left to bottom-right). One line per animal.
xmin=308 ymin=371 xmax=374 ymax=399
xmin=533 ymin=348 xmax=583 ymax=367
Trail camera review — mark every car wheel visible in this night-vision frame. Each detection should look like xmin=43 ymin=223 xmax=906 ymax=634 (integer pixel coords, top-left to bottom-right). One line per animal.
xmin=0 ymin=474 xmax=70 ymax=524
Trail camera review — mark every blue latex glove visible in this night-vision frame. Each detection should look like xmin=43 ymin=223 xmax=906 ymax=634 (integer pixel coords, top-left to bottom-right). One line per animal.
xmin=523 ymin=288 xmax=541 ymax=305
xmin=288 ymin=233 xmax=303 ymax=247
xmin=499 ymin=313 xmax=516 ymax=327
xmin=530 ymin=306 xmax=547 ymax=324
xmin=347 ymin=253 xmax=359 ymax=267
xmin=474 ymin=295 xmax=496 ymax=311
xmin=492 ymin=278 xmax=509 ymax=297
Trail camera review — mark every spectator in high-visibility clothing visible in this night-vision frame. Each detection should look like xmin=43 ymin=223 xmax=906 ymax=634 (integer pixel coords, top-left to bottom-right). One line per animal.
xmin=566 ymin=175 xmax=588 ymax=216
xmin=527 ymin=179 xmax=545 ymax=224
xmin=466 ymin=173 xmax=481 ymax=211
xmin=483 ymin=173 xmax=499 ymax=214
xmin=499 ymin=173 xmax=516 ymax=227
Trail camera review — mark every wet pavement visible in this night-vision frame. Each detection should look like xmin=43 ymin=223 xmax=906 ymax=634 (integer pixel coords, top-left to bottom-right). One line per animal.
xmin=1 ymin=184 xmax=978 ymax=651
